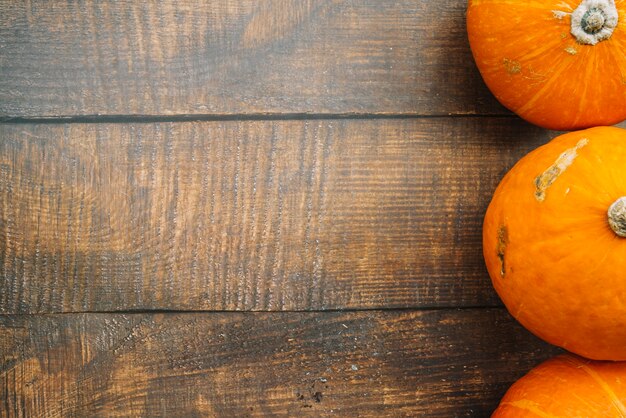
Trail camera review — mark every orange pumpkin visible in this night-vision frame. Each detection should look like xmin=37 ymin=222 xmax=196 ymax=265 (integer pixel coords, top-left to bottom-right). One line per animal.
xmin=483 ymin=126 xmax=626 ymax=360
xmin=492 ymin=354 xmax=626 ymax=417
xmin=467 ymin=0 xmax=626 ymax=130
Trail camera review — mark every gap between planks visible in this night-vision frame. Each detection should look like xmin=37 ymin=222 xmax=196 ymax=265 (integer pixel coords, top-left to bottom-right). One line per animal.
xmin=0 ymin=113 xmax=516 ymax=124
xmin=0 ymin=306 xmax=504 ymax=317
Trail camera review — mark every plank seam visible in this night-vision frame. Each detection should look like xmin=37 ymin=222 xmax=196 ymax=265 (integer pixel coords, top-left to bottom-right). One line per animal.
xmin=0 ymin=305 xmax=505 ymax=316
xmin=0 ymin=114 xmax=516 ymax=124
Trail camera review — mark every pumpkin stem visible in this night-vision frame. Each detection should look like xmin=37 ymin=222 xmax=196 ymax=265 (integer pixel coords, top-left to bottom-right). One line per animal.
xmin=571 ymin=0 xmax=618 ymax=45
xmin=608 ymin=197 xmax=626 ymax=238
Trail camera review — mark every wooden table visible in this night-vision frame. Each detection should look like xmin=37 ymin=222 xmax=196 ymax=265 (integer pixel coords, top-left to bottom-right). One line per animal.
xmin=1 ymin=1 xmax=563 ymax=416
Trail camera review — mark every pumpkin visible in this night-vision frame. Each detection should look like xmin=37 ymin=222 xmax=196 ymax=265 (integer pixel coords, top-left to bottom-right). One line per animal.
xmin=467 ymin=0 xmax=626 ymax=130
xmin=492 ymin=354 xmax=626 ymax=417
xmin=483 ymin=126 xmax=626 ymax=360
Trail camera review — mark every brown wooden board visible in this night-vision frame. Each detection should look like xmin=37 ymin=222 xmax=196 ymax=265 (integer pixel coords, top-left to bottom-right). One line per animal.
xmin=0 ymin=0 xmax=505 ymax=118
xmin=0 ymin=118 xmax=554 ymax=314
xmin=0 ymin=309 xmax=561 ymax=417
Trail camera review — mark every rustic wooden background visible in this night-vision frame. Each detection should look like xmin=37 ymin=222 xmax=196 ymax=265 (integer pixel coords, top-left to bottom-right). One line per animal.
xmin=1 ymin=1 xmax=564 ymax=416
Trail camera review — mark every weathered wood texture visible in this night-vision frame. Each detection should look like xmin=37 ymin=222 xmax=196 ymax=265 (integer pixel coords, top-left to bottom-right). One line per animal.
xmin=0 ymin=309 xmax=561 ymax=417
xmin=0 ymin=119 xmax=554 ymax=314
xmin=0 ymin=0 xmax=580 ymax=415
xmin=0 ymin=0 xmax=505 ymax=117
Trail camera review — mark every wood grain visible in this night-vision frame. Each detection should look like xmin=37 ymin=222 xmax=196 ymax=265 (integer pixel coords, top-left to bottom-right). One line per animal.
xmin=0 ymin=0 xmax=504 ymax=117
xmin=0 ymin=1 xmax=574 ymax=415
xmin=0 ymin=309 xmax=561 ymax=417
xmin=0 ymin=119 xmax=554 ymax=314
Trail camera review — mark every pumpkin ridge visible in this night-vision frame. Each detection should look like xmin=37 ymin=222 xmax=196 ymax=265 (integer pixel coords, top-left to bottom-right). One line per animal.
xmin=523 ymin=33 xmax=570 ymax=61
xmin=561 ymin=355 xmax=626 ymax=416
xmin=605 ymin=34 xmax=626 ymax=85
xmin=514 ymin=55 xmax=578 ymax=118
xmin=469 ymin=0 xmax=562 ymax=10
xmin=498 ymin=33 xmax=565 ymax=70
xmin=499 ymin=400 xmax=560 ymax=418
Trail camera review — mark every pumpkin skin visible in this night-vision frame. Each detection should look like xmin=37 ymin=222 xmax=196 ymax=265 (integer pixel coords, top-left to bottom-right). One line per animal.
xmin=467 ymin=0 xmax=626 ymax=130
xmin=492 ymin=354 xmax=626 ymax=417
xmin=483 ymin=126 xmax=626 ymax=360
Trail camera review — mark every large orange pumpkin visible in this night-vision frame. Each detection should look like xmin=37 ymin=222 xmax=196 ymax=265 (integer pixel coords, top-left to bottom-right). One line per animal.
xmin=467 ymin=0 xmax=626 ymax=130
xmin=492 ymin=354 xmax=626 ymax=417
xmin=483 ymin=126 xmax=626 ymax=360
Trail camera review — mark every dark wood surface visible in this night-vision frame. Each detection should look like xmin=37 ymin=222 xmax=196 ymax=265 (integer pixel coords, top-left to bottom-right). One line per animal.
xmin=1 ymin=0 xmax=564 ymax=416
xmin=0 ymin=0 xmax=506 ymax=118
xmin=0 ymin=119 xmax=553 ymax=314
xmin=1 ymin=310 xmax=561 ymax=417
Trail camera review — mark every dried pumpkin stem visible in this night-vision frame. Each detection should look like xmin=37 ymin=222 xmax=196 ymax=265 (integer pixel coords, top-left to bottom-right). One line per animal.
xmin=608 ymin=197 xmax=626 ymax=238
xmin=571 ymin=0 xmax=618 ymax=45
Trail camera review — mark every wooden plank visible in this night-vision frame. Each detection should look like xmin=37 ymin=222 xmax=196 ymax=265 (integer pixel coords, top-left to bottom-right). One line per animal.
xmin=0 ymin=119 xmax=554 ymax=313
xmin=0 ymin=309 xmax=561 ymax=417
xmin=0 ymin=0 xmax=504 ymax=117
